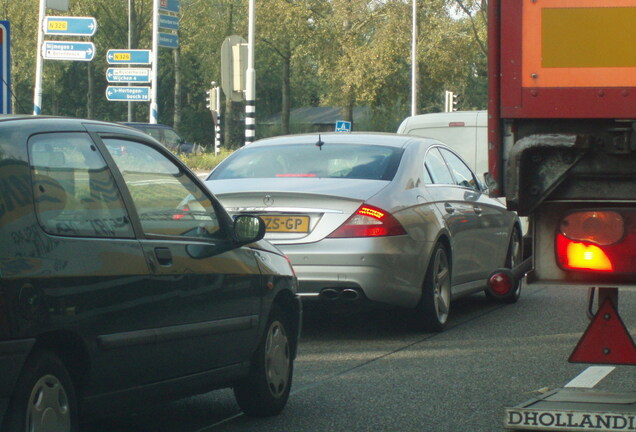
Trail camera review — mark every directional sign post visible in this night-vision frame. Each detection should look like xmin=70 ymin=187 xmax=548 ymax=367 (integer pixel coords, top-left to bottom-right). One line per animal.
xmin=107 ymin=49 xmax=152 ymax=65
xmin=106 ymin=86 xmax=150 ymax=102
xmin=43 ymin=16 xmax=97 ymax=36
xmin=42 ymin=41 xmax=95 ymax=61
xmin=106 ymin=68 xmax=151 ymax=84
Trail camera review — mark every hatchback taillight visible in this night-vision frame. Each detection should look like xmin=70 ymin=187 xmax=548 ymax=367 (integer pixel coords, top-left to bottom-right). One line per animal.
xmin=327 ymin=204 xmax=406 ymax=238
xmin=556 ymin=210 xmax=636 ymax=274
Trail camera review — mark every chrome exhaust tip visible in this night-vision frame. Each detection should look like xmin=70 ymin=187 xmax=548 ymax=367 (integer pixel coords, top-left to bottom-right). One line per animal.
xmin=320 ymin=288 xmax=340 ymax=300
xmin=340 ymin=288 xmax=361 ymax=301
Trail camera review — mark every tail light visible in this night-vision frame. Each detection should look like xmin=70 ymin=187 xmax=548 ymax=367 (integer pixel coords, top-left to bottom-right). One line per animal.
xmin=173 ymin=205 xmax=191 ymax=220
xmin=327 ymin=204 xmax=406 ymax=238
xmin=556 ymin=210 xmax=636 ymax=274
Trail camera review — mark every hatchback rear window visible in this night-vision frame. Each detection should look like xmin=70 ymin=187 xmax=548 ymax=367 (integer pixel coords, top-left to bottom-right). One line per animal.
xmin=210 ymin=143 xmax=403 ymax=180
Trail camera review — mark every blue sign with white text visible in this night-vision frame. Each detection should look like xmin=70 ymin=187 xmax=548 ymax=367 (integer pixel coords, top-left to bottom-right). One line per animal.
xmin=43 ymin=16 xmax=97 ymax=36
xmin=106 ymin=86 xmax=150 ymax=102
xmin=159 ymin=14 xmax=179 ymax=31
xmin=159 ymin=33 xmax=179 ymax=49
xmin=107 ymin=49 xmax=151 ymax=65
xmin=159 ymin=0 xmax=179 ymax=13
xmin=335 ymin=120 xmax=352 ymax=133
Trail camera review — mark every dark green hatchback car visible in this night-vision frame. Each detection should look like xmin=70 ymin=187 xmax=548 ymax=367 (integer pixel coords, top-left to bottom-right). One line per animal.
xmin=0 ymin=116 xmax=301 ymax=431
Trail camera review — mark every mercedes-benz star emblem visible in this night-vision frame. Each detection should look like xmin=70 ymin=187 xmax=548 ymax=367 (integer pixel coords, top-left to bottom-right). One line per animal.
xmin=263 ymin=194 xmax=274 ymax=206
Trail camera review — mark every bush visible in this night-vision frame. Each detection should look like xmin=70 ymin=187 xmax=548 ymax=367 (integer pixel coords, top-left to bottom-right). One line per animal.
xmin=178 ymin=148 xmax=234 ymax=172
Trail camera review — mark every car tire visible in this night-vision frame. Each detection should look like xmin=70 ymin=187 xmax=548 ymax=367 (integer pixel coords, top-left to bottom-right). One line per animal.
xmin=233 ymin=304 xmax=293 ymax=417
xmin=486 ymin=227 xmax=523 ymax=304
xmin=416 ymin=243 xmax=452 ymax=332
xmin=3 ymin=349 xmax=78 ymax=432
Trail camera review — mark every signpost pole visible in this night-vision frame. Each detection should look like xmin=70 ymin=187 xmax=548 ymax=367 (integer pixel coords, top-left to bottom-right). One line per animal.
xmin=128 ymin=0 xmax=133 ymax=122
xmin=33 ymin=0 xmax=46 ymax=115
xmin=150 ymin=0 xmax=159 ymax=124
xmin=245 ymin=0 xmax=256 ymax=146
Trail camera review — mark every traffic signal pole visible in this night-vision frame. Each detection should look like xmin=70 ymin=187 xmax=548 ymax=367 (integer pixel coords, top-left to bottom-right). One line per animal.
xmin=245 ymin=0 xmax=255 ymax=145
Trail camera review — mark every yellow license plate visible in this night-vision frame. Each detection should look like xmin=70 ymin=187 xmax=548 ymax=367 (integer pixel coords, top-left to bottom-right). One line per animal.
xmin=261 ymin=215 xmax=310 ymax=233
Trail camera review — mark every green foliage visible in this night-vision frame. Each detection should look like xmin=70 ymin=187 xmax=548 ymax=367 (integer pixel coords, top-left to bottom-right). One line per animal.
xmin=178 ymin=147 xmax=233 ymax=171
xmin=5 ymin=0 xmax=487 ymax=141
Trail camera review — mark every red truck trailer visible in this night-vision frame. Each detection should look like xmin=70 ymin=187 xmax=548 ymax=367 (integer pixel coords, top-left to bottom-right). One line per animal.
xmin=487 ymin=0 xmax=636 ymax=430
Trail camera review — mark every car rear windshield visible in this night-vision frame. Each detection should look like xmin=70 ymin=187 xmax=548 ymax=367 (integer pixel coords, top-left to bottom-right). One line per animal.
xmin=210 ymin=143 xmax=403 ymax=180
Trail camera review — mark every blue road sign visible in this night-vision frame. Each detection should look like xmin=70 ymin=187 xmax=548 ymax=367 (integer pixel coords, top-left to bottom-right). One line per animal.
xmin=106 ymin=68 xmax=151 ymax=83
xmin=335 ymin=120 xmax=352 ymax=133
xmin=107 ymin=49 xmax=151 ymax=65
xmin=159 ymin=32 xmax=179 ymax=49
xmin=106 ymin=86 xmax=150 ymax=102
xmin=43 ymin=16 xmax=97 ymax=36
xmin=159 ymin=14 xmax=179 ymax=31
xmin=159 ymin=0 xmax=179 ymax=13
xmin=42 ymin=41 xmax=95 ymax=61
xmin=0 ymin=21 xmax=10 ymax=114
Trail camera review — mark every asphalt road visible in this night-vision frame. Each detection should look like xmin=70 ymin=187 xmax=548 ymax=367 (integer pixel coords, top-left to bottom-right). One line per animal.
xmin=83 ymin=284 xmax=636 ymax=432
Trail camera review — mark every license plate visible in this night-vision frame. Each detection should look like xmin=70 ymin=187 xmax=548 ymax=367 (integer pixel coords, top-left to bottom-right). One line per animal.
xmin=261 ymin=215 xmax=310 ymax=233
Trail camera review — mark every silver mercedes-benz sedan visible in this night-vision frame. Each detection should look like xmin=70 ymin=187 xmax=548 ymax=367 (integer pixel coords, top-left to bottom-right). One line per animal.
xmin=204 ymin=133 xmax=522 ymax=331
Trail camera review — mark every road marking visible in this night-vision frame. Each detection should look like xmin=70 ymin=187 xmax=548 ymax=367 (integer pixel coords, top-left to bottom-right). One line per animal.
xmin=565 ymin=366 xmax=616 ymax=388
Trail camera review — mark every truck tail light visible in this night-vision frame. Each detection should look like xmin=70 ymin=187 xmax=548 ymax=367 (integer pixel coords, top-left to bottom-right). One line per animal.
xmin=556 ymin=210 xmax=636 ymax=274
xmin=556 ymin=234 xmax=613 ymax=272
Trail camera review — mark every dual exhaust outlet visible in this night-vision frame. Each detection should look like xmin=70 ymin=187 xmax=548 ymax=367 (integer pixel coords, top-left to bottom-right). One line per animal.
xmin=320 ymin=288 xmax=362 ymax=302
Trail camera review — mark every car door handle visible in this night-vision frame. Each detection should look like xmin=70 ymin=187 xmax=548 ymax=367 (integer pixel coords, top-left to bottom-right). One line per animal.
xmin=444 ymin=203 xmax=455 ymax=214
xmin=473 ymin=206 xmax=483 ymax=215
xmin=154 ymin=247 xmax=173 ymax=266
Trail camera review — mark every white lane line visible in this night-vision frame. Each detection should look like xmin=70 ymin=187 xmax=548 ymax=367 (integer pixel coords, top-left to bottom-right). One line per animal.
xmin=565 ymin=366 xmax=616 ymax=388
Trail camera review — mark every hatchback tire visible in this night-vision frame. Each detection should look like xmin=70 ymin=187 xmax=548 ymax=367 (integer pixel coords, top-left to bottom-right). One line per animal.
xmin=3 ymin=349 xmax=78 ymax=432
xmin=416 ymin=243 xmax=452 ymax=332
xmin=234 ymin=304 xmax=293 ymax=417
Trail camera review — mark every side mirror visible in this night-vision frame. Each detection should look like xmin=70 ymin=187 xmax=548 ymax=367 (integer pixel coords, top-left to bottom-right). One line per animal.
xmin=234 ymin=215 xmax=266 ymax=244
xmin=483 ymin=172 xmax=498 ymax=194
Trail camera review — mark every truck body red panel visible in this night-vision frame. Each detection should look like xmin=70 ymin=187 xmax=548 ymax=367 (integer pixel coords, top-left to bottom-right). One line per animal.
xmin=489 ymin=0 xmax=636 ymax=198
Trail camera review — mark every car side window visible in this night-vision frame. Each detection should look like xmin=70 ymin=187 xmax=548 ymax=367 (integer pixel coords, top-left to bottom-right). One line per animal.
xmin=29 ymin=133 xmax=134 ymax=238
xmin=424 ymin=148 xmax=454 ymax=185
xmin=440 ymin=148 xmax=479 ymax=191
xmin=103 ymin=139 xmax=222 ymax=239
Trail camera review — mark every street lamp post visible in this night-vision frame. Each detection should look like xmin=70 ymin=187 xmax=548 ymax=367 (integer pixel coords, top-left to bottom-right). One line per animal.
xmin=411 ymin=0 xmax=418 ymax=117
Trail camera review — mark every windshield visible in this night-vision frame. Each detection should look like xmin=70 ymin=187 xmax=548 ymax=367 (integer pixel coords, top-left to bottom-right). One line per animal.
xmin=210 ymin=143 xmax=403 ymax=180
xmin=163 ymin=129 xmax=183 ymax=146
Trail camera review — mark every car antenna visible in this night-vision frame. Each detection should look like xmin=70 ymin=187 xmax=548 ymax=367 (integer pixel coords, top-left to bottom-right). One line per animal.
xmin=315 ymin=134 xmax=324 ymax=150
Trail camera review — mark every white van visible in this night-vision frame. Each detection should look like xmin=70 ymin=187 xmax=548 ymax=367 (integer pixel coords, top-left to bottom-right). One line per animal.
xmin=397 ymin=110 xmax=488 ymax=177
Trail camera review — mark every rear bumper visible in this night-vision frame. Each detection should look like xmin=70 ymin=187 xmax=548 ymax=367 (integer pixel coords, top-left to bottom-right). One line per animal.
xmin=0 ymin=338 xmax=36 ymax=426
xmin=277 ymin=237 xmax=433 ymax=308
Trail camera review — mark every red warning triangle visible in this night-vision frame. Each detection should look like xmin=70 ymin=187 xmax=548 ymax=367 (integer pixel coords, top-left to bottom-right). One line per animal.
xmin=570 ymin=298 xmax=636 ymax=365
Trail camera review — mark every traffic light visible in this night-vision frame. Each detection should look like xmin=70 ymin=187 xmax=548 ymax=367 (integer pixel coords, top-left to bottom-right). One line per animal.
xmin=206 ymin=87 xmax=220 ymax=112
xmin=444 ymin=91 xmax=460 ymax=112
xmin=205 ymin=89 xmax=212 ymax=110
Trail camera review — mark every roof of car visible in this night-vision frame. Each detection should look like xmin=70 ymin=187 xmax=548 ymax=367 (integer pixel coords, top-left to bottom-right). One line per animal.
xmin=120 ymin=122 xmax=174 ymax=129
xmin=246 ymin=132 xmax=432 ymax=149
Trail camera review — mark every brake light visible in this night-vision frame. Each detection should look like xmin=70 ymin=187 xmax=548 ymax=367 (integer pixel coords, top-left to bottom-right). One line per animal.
xmin=327 ymin=204 xmax=406 ymax=238
xmin=556 ymin=234 xmax=613 ymax=272
xmin=555 ymin=210 xmax=632 ymax=273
